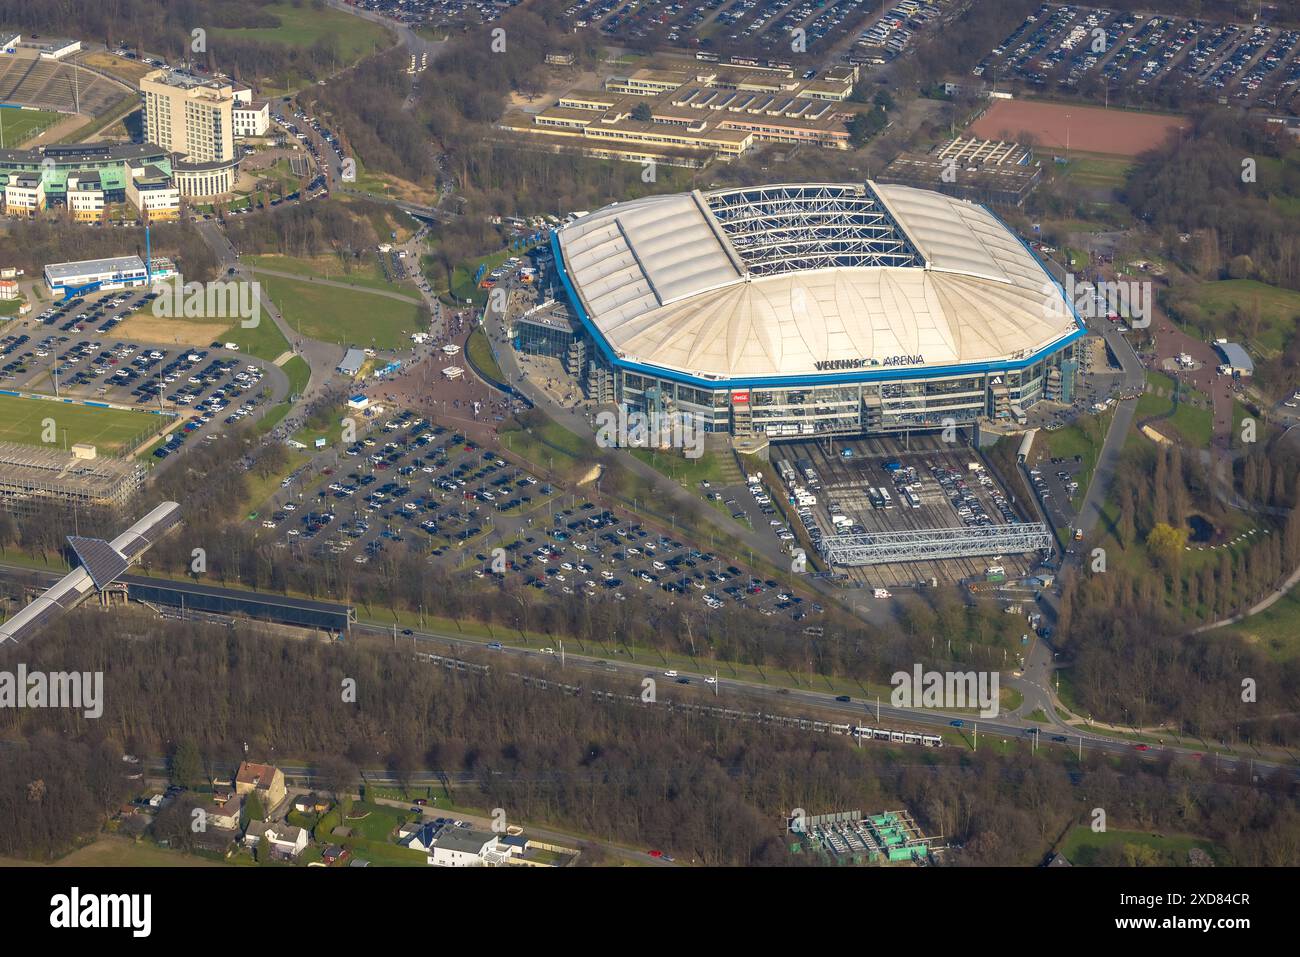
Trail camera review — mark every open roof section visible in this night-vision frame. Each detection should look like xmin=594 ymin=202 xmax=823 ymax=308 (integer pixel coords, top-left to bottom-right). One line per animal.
xmin=705 ymin=182 xmax=926 ymax=275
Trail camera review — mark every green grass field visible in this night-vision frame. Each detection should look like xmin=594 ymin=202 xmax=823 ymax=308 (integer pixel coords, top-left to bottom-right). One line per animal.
xmin=211 ymin=2 xmax=389 ymax=66
xmin=1059 ymin=825 xmax=1218 ymax=866
xmin=0 ymin=107 xmax=60 ymax=147
xmin=253 ymin=271 xmax=424 ymax=350
xmin=247 ymin=253 xmax=410 ymax=294
xmin=1060 ymin=155 xmax=1134 ymax=189
xmin=1181 ymin=279 xmax=1300 ymax=358
xmin=0 ymin=394 xmax=163 ymax=455
xmin=217 ymin=306 xmax=292 ymax=361
xmin=1137 ymin=371 xmax=1213 ymax=447
xmin=1209 ymin=588 xmax=1300 ymax=661
xmin=466 ymin=326 xmax=504 ymax=382
xmin=282 ymin=354 xmax=311 ymax=397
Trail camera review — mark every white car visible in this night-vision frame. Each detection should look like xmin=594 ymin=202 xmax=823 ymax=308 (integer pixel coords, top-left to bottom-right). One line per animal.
xmin=664 ymin=670 xmax=678 ymax=677
xmin=704 ymin=677 xmax=717 ymax=685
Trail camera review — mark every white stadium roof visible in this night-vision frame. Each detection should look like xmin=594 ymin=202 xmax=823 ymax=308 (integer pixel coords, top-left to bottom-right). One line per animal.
xmin=555 ymin=182 xmax=1080 ymax=382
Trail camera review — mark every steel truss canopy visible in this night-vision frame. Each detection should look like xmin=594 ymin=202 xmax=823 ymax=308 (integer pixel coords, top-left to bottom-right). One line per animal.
xmin=705 ymin=183 xmax=925 ymax=274
xmin=818 ymin=522 xmax=1054 ymax=567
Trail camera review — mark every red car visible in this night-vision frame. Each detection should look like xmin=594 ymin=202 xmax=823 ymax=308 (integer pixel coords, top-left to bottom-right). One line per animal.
xmin=1133 ymin=744 xmax=1150 ymax=751
xmin=648 ymin=849 xmax=663 ymax=858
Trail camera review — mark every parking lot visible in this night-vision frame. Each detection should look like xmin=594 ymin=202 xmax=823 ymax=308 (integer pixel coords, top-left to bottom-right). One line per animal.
xmin=7 ymin=288 xmax=275 ymax=461
xmin=973 ymin=4 xmax=1300 ymax=108
xmin=768 ymin=434 xmax=1035 ymax=589
xmin=1024 ymin=452 xmax=1084 ymax=541
xmin=567 ymin=0 xmax=885 ymax=58
xmin=263 ymin=405 xmax=820 ymax=622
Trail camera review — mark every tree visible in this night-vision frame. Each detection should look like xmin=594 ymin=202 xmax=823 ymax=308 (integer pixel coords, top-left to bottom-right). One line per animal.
xmin=243 ymin=791 xmax=266 ymax=826
xmin=169 ymin=740 xmax=203 ymax=790
xmin=631 ymin=102 xmax=653 ymax=123
xmin=1146 ymin=522 xmax=1187 ymax=570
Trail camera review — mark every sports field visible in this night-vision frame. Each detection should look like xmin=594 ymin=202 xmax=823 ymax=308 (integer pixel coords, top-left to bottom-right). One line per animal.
xmin=0 ymin=107 xmax=60 ymax=147
xmin=0 ymin=394 xmax=164 ymax=455
xmin=970 ymin=100 xmax=1190 ymax=157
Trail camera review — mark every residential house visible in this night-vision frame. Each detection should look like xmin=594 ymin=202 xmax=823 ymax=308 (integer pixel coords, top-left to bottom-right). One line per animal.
xmin=244 ymin=820 xmax=309 ymax=860
xmin=234 ymin=761 xmax=287 ymax=815
xmin=198 ymin=799 xmax=241 ymax=832
xmin=293 ymin=793 xmax=330 ymax=815
xmin=428 ymin=828 xmax=504 ymax=867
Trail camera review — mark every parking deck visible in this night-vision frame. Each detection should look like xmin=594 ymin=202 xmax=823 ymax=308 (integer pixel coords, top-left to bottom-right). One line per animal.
xmin=770 ymin=433 xmax=1038 ymax=588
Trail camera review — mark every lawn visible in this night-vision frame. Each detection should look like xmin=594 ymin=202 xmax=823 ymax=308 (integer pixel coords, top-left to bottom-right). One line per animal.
xmin=246 ymin=253 xmax=411 ymax=294
xmin=1137 ymin=371 xmax=1212 ymax=446
xmin=218 ymin=306 xmax=292 ymax=361
xmin=1059 ymin=155 xmax=1133 ymax=190
xmin=1059 ymin=825 xmax=1218 ymax=866
xmin=282 ymin=354 xmax=311 ymax=397
xmin=11 ymin=836 xmax=222 ymax=868
xmin=630 ymin=448 xmax=729 ymax=487
xmin=0 ymin=107 xmax=59 ymax=147
xmin=211 ymin=3 xmax=390 ymax=67
xmin=251 ymin=271 xmax=424 ymax=350
xmin=466 ymin=326 xmax=504 ymax=382
xmin=0 ymin=394 xmax=164 ymax=455
xmin=343 ymin=801 xmax=413 ymax=841
xmin=1180 ymin=279 xmax=1300 ymax=358
xmin=1209 ymin=587 xmax=1300 ymax=661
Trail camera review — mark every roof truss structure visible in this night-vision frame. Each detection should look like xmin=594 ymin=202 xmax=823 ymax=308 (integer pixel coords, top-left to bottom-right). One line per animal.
xmin=818 ymin=522 xmax=1054 ymax=566
xmin=705 ymin=184 xmax=924 ymax=275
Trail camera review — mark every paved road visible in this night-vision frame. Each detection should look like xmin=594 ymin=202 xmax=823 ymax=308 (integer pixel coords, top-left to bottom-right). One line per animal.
xmin=1 ymin=560 xmax=1291 ymax=774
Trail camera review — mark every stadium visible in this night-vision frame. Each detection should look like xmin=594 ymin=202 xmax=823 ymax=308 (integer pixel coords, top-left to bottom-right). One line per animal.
xmin=540 ymin=181 xmax=1085 ymax=442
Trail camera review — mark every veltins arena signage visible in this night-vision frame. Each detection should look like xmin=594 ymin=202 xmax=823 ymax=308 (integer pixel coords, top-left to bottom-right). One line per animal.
xmin=814 ymin=355 xmax=926 ymax=372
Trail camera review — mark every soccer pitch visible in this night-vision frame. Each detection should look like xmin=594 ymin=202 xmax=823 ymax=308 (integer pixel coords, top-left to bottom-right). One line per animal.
xmin=0 ymin=107 xmax=59 ymax=147
xmin=0 ymin=394 xmax=164 ymax=456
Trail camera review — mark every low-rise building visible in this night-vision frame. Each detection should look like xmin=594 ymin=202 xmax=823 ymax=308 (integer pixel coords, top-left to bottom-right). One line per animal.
xmin=4 ymin=171 xmax=44 ymax=216
xmin=233 ymin=100 xmax=270 ymax=138
xmin=244 ymin=820 xmax=309 ymax=859
xmin=234 ymin=761 xmax=288 ymax=814
xmin=65 ymin=171 xmax=105 ymax=222
xmin=44 ymin=255 xmax=151 ymax=296
xmin=125 ymin=161 xmax=181 ymax=221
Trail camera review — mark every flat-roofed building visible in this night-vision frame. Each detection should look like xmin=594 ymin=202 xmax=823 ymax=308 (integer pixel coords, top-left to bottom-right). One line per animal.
xmin=65 ymin=170 xmax=105 ymax=222
xmin=125 ymin=160 xmax=180 ymax=221
xmin=3 ymin=171 xmax=44 ymax=216
xmin=233 ymin=99 xmax=270 ymax=138
xmin=0 ymin=440 xmax=146 ymax=518
xmin=44 ymin=255 xmax=150 ymax=296
xmin=878 ymin=137 xmax=1041 ymax=207
xmin=140 ymin=68 xmax=239 ymax=197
